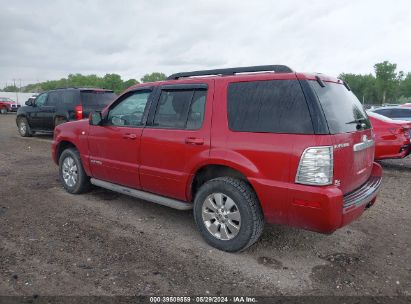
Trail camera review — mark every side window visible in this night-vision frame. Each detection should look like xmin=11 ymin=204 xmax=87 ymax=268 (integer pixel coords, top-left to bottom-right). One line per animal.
xmin=187 ymin=90 xmax=206 ymax=130
xmin=62 ymin=91 xmax=79 ymax=105
xmin=227 ymin=80 xmax=313 ymax=134
xmin=107 ymin=91 xmax=151 ymax=127
xmin=374 ymin=108 xmax=393 ymax=117
xmin=35 ymin=93 xmax=48 ymax=107
xmin=153 ymin=89 xmax=207 ymax=129
xmin=46 ymin=91 xmax=61 ymax=106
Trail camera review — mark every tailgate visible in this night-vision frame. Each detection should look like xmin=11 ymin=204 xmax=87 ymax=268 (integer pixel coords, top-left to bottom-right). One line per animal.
xmin=332 ymin=129 xmax=375 ymax=193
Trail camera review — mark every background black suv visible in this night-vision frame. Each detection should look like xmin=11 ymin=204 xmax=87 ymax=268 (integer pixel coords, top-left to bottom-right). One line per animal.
xmin=16 ymin=88 xmax=117 ymax=136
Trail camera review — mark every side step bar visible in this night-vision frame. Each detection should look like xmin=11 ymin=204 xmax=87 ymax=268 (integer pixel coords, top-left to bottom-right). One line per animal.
xmin=90 ymin=178 xmax=193 ymax=210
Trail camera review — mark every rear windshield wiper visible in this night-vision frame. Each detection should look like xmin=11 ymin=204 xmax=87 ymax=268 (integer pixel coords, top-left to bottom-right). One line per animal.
xmin=346 ymin=118 xmax=367 ymax=124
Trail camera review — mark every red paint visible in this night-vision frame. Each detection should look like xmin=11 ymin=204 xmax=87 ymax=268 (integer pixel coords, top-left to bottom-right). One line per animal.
xmin=51 ymin=71 xmax=383 ymax=234
xmin=368 ymin=113 xmax=411 ymax=160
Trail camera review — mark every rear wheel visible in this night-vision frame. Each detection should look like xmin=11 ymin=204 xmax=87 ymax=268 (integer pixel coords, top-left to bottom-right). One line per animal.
xmin=193 ymin=177 xmax=264 ymax=252
xmin=17 ymin=117 xmax=32 ymax=137
xmin=54 ymin=117 xmax=67 ymax=128
xmin=59 ymin=148 xmax=90 ymax=194
xmin=0 ymin=108 xmax=7 ymax=114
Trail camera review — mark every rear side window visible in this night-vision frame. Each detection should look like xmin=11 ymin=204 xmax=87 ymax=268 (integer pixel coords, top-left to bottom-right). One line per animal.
xmin=153 ymin=89 xmax=207 ymax=130
xmin=62 ymin=90 xmax=79 ymax=105
xmin=46 ymin=91 xmax=62 ymax=106
xmin=310 ymin=81 xmax=371 ymax=133
xmin=80 ymin=91 xmax=117 ymax=107
xmin=227 ymin=80 xmax=313 ymax=134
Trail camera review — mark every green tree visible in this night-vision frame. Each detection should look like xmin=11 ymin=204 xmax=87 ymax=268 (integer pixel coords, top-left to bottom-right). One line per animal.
xmin=2 ymin=85 xmax=19 ymax=92
xmin=339 ymin=73 xmax=378 ymax=104
xmin=400 ymin=73 xmax=411 ymax=99
xmin=141 ymin=72 xmax=167 ymax=83
xmin=122 ymin=78 xmax=139 ymax=91
xmin=374 ymin=61 xmax=399 ymax=104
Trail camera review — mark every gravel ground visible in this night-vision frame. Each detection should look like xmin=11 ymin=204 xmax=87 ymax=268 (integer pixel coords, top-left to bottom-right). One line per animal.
xmin=0 ymin=113 xmax=410 ymax=296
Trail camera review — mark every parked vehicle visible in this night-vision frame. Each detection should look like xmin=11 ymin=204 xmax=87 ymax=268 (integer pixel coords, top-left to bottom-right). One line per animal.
xmin=52 ymin=65 xmax=382 ymax=252
xmin=16 ymin=88 xmax=117 ymax=136
xmin=0 ymin=97 xmax=20 ymax=113
xmin=400 ymin=103 xmax=411 ymax=107
xmin=370 ymin=106 xmax=411 ymax=121
xmin=367 ymin=111 xmax=411 ymax=160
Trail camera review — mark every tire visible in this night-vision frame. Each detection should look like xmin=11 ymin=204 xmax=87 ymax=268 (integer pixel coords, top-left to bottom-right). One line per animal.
xmin=17 ymin=116 xmax=32 ymax=137
xmin=0 ymin=108 xmax=7 ymax=114
xmin=193 ymin=177 xmax=264 ymax=252
xmin=59 ymin=148 xmax=90 ymax=194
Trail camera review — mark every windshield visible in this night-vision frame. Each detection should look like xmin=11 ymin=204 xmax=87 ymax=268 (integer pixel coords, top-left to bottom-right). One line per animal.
xmin=310 ymin=81 xmax=371 ymax=133
xmin=80 ymin=91 xmax=117 ymax=107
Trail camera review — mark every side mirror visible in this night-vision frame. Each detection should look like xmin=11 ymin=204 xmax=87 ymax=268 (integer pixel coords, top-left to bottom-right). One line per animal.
xmin=25 ymin=100 xmax=33 ymax=106
xmin=89 ymin=111 xmax=103 ymax=126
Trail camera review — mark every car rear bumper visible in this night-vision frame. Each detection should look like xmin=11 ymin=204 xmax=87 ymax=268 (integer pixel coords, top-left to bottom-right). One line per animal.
xmin=253 ymin=162 xmax=383 ymax=233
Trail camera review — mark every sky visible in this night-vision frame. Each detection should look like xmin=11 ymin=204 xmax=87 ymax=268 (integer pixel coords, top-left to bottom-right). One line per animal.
xmin=0 ymin=0 xmax=411 ymax=89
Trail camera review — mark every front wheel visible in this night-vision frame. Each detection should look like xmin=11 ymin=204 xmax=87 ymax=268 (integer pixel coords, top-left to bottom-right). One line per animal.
xmin=17 ymin=117 xmax=32 ymax=137
xmin=193 ymin=177 xmax=264 ymax=252
xmin=59 ymin=148 xmax=90 ymax=194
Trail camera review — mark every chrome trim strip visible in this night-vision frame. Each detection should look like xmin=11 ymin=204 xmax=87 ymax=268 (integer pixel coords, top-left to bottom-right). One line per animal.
xmin=90 ymin=178 xmax=193 ymax=210
xmin=353 ymin=139 xmax=374 ymax=152
xmin=343 ymin=175 xmax=382 ymax=213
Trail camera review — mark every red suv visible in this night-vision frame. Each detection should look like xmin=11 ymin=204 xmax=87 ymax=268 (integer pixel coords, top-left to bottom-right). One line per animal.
xmin=52 ymin=65 xmax=382 ymax=252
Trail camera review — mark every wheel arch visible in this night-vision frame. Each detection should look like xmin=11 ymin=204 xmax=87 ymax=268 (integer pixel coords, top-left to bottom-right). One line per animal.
xmin=189 ymin=163 xmax=258 ymax=203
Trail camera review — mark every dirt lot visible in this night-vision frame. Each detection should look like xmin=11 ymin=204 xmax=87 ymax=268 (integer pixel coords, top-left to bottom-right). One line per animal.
xmin=0 ymin=113 xmax=410 ymax=296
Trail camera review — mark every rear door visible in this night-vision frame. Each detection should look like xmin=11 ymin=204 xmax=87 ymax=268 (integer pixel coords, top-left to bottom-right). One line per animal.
xmin=139 ymin=82 xmax=213 ymax=201
xmin=87 ymin=89 xmax=152 ymax=189
xmin=310 ymin=80 xmax=374 ymax=193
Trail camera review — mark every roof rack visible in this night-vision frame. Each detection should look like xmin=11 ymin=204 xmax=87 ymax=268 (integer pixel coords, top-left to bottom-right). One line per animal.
xmin=167 ymin=65 xmax=293 ymax=80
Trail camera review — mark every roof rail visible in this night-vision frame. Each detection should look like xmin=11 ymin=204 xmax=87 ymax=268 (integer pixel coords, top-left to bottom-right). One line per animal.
xmin=167 ymin=65 xmax=293 ymax=80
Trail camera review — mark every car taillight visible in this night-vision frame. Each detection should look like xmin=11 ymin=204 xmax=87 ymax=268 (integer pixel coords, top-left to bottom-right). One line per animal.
xmin=75 ymin=105 xmax=83 ymax=120
xmin=295 ymin=146 xmax=333 ymax=186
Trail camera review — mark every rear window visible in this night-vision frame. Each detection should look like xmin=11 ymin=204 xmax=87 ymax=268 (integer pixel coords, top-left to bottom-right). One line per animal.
xmin=391 ymin=108 xmax=411 ymax=118
xmin=310 ymin=81 xmax=371 ymax=133
xmin=227 ymin=80 xmax=313 ymax=134
xmin=80 ymin=91 xmax=117 ymax=107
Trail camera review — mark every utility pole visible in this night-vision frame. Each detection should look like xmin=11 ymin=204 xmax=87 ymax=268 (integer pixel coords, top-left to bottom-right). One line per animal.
xmin=13 ymin=79 xmax=18 ymax=103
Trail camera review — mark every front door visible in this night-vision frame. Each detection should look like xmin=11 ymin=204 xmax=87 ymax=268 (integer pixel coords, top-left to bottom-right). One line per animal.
xmin=29 ymin=93 xmax=48 ymax=129
xmin=140 ymin=82 xmax=213 ymax=201
xmin=87 ymin=89 xmax=152 ymax=189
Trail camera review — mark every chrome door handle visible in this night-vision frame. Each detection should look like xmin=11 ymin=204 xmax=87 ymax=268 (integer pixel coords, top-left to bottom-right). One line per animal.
xmin=123 ymin=133 xmax=137 ymax=140
xmin=185 ymin=137 xmax=204 ymax=145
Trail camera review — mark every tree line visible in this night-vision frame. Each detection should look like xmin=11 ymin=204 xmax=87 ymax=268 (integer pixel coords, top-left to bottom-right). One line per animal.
xmin=1 ymin=72 xmax=167 ymax=95
xmin=2 ymin=61 xmax=411 ymax=105
xmin=339 ymin=61 xmax=411 ymax=105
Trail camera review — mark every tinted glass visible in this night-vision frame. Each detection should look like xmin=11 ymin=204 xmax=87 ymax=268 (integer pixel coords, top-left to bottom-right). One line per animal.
xmin=81 ymin=91 xmax=117 ymax=107
xmin=373 ymin=108 xmax=393 ymax=117
xmin=35 ymin=93 xmax=47 ymax=107
xmin=227 ymin=80 xmax=313 ymax=134
xmin=391 ymin=108 xmax=411 ymax=118
xmin=62 ymin=90 xmax=79 ymax=105
xmin=46 ymin=91 xmax=62 ymax=106
xmin=154 ymin=90 xmax=194 ymax=129
xmin=186 ymin=90 xmax=206 ymax=130
xmin=310 ymin=81 xmax=371 ymax=133
xmin=108 ymin=91 xmax=151 ymax=127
